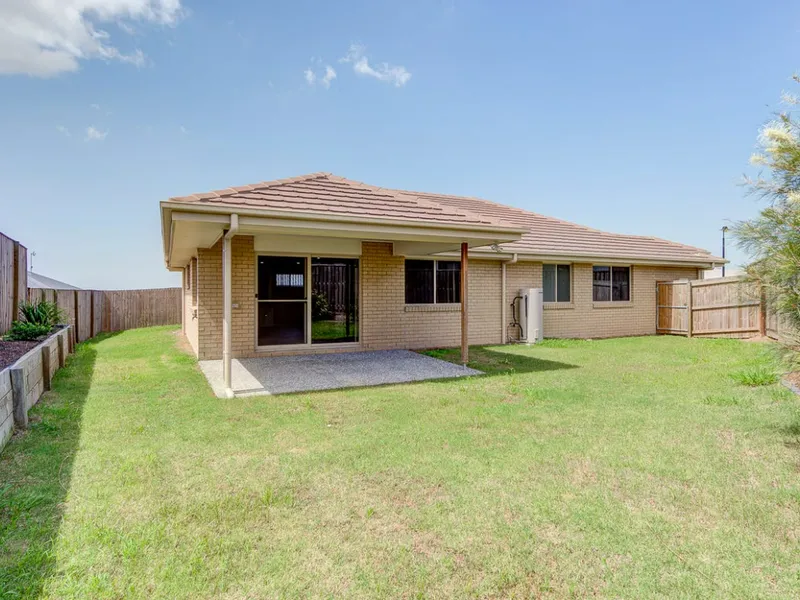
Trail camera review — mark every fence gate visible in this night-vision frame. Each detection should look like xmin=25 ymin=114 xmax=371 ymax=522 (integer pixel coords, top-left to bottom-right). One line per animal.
xmin=656 ymin=277 xmax=766 ymax=338
xmin=656 ymin=280 xmax=691 ymax=335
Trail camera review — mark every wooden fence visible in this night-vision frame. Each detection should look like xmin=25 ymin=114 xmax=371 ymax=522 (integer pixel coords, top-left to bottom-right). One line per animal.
xmin=0 ymin=232 xmax=27 ymax=336
xmin=27 ymin=287 xmax=181 ymax=343
xmin=656 ymin=276 xmax=766 ymax=338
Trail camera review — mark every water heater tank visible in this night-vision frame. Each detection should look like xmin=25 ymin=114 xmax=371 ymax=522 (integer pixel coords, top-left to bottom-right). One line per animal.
xmin=518 ymin=288 xmax=544 ymax=343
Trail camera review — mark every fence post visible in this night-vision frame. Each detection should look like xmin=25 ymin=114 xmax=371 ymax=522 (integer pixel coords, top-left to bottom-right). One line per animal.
xmin=10 ymin=367 xmax=27 ymax=429
xmin=686 ymin=280 xmax=693 ymax=338
xmin=759 ymin=286 xmax=767 ymax=337
xmin=11 ymin=241 xmax=21 ymax=322
xmin=42 ymin=345 xmax=51 ymax=392
xmin=57 ymin=333 xmax=65 ymax=368
xmin=74 ymin=289 xmax=80 ymax=344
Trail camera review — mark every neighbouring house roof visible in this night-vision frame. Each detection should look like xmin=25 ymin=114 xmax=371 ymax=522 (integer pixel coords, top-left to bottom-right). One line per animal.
xmin=163 ymin=172 xmax=723 ymax=267
xmin=394 ymin=188 xmax=723 ymax=265
xmin=28 ymin=271 xmax=81 ymax=290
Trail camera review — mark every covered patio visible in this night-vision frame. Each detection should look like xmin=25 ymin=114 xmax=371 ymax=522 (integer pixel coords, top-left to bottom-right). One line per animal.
xmin=198 ymin=349 xmax=481 ymax=396
xmin=161 ymin=174 xmax=525 ymax=398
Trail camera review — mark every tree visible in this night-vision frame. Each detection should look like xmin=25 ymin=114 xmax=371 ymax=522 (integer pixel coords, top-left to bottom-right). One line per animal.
xmin=734 ymin=78 xmax=800 ymax=344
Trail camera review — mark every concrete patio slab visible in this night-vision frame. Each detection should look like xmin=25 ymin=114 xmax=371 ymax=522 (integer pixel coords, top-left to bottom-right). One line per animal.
xmin=199 ymin=350 xmax=482 ymax=397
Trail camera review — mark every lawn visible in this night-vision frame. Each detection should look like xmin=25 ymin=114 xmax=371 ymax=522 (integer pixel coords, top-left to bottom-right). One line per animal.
xmin=1 ymin=327 xmax=799 ymax=599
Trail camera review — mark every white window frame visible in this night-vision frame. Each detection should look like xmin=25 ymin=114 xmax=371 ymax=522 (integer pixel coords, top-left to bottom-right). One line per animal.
xmin=542 ymin=263 xmax=572 ymax=303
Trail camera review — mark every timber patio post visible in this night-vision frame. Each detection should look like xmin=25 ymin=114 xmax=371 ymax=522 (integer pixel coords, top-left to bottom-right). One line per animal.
xmin=461 ymin=242 xmax=469 ymax=365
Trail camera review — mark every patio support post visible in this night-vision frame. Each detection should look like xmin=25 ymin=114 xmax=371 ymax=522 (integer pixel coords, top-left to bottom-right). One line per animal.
xmin=461 ymin=242 xmax=469 ymax=365
xmin=222 ymin=214 xmax=239 ymax=398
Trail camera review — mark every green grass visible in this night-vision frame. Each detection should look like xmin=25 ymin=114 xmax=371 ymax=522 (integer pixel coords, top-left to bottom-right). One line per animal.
xmin=730 ymin=364 xmax=780 ymax=387
xmin=311 ymin=319 xmax=358 ymax=341
xmin=1 ymin=328 xmax=799 ymax=599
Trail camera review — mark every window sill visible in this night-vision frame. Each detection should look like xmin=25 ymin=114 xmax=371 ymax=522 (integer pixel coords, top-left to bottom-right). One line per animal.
xmin=404 ymin=304 xmax=461 ymax=313
xmin=544 ymin=302 xmax=574 ymax=310
xmin=593 ymin=301 xmax=633 ymax=309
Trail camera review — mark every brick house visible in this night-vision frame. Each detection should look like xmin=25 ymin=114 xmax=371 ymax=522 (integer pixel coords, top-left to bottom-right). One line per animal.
xmin=160 ymin=173 xmax=723 ymax=395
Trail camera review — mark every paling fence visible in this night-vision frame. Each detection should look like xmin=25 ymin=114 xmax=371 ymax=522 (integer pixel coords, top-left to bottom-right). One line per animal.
xmin=1 ymin=229 xmax=180 ymax=341
xmin=656 ymin=276 xmax=786 ymax=339
xmin=0 ymin=232 xmax=27 ymax=336
xmin=27 ymin=287 xmax=181 ymax=343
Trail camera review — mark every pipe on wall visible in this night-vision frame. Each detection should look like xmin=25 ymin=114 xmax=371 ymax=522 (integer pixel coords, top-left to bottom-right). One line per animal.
xmin=500 ymin=253 xmax=518 ymax=344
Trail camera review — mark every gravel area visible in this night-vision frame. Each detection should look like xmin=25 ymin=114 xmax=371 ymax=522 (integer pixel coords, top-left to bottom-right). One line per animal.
xmin=199 ymin=350 xmax=482 ymax=397
xmin=0 ymin=340 xmax=39 ymax=371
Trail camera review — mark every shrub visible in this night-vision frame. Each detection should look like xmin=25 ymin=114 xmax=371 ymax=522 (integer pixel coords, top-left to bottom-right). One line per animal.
xmin=730 ymin=365 xmax=779 ymax=387
xmin=18 ymin=300 xmax=65 ymax=327
xmin=4 ymin=322 xmax=52 ymax=341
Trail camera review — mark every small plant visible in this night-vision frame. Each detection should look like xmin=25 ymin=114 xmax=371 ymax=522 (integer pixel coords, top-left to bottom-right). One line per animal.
xmin=730 ymin=365 xmax=779 ymax=387
xmin=18 ymin=300 xmax=65 ymax=327
xmin=702 ymin=394 xmax=741 ymax=407
xmin=4 ymin=322 xmax=52 ymax=341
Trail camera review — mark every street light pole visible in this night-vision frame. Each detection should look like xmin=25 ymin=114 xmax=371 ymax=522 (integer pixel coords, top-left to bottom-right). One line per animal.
xmin=721 ymin=226 xmax=729 ymax=277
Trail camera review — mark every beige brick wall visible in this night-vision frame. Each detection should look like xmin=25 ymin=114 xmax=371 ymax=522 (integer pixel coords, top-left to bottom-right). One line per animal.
xmin=196 ymin=236 xmax=255 ymax=360
xmin=191 ymin=237 xmax=699 ymax=358
xmin=360 ymin=242 xmax=502 ymax=350
xmin=505 ymin=261 xmax=699 ymax=339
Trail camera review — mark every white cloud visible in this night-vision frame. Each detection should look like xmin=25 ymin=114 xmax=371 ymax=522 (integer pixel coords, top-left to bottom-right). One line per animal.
xmin=321 ymin=65 xmax=336 ymax=88
xmin=85 ymin=126 xmax=108 ymax=141
xmin=118 ymin=21 xmax=137 ymax=35
xmin=304 ymin=64 xmax=337 ymax=89
xmin=90 ymin=103 xmax=101 ymax=110
xmin=179 ymin=125 xmax=188 ymax=134
xmin=0 ymin=0 xmax=184 ymax=77
xmin=340 ymin=44 xmax=411 ymax=87
xmin=56 ymin=125 xmax=70 ymax=137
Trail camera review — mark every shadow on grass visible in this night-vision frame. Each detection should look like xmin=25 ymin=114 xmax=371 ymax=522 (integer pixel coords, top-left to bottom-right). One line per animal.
xmin=422 ymin=346 xmax=579 ymax=376
xmin=0 ymin=332 xmax=116 ymax=597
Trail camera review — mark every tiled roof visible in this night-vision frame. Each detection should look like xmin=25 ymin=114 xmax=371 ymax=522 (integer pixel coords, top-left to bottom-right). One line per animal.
xmin=395 ymin=188 xmax=722 ymax=264
xmin=168 ymin=173 xmax=722 ymax=264
xmin=168 ymin=173 xmax=514 ymax=229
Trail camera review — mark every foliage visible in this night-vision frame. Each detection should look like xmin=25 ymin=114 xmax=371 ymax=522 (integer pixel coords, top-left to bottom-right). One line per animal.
xmin=4 ymin=321 xmax=52 ymax=341
xmin=734 ymin=77 xmax=800 ymax=349
xmin=730 ymin=365 xmax=779 ymax=387
xmin=311 ymin=290 xmax=331 ymax=321
xmin=18 ymin=300 xmax=65 ymax=328
xmin=1 ymin=328 xmax=799 ymax=598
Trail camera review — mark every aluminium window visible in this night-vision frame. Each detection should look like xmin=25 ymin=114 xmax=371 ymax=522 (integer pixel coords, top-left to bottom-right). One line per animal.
xmin=405 ymin=260 xmax=461 ymax=304
xmin=543 ymin=264 xmax=571 ymax=302
xmin=593 ymin=266 xmax=631 ymax=302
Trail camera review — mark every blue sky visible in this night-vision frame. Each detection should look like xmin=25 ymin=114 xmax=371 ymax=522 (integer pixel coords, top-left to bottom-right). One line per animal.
xmin=0 ymin=0 xmax=797 ymax=288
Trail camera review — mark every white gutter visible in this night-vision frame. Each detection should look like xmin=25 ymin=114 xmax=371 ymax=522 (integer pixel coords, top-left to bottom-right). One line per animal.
xmin=501 ymin=253 xmax=518 ymax=344
xmin=222 ymin=213 xmax=239 ymax=398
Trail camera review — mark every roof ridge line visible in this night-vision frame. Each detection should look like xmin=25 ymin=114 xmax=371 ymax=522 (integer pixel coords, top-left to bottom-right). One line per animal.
xmin=339 ymin=178 xmax=516 ymax=228
xmin=402 ymin=188 xmax=714 ymax=256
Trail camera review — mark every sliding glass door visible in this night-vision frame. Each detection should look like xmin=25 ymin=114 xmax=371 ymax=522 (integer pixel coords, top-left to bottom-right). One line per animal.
xmin=257 ymin=256 xmax=307 ymax=346
xmin=311 ymin=258 xmax=359 ymax=344
xmin=256 ymin=255 xmax=359 ymax=348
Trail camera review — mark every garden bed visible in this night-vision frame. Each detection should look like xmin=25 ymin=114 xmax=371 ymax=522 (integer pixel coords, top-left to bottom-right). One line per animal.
xmin=0 ymin=326 xmax=71 ymax=453
xmin=0 ymin=325 xmax=67 ymax=370
xmin=0 ymin=340 xmax=39 ymax=371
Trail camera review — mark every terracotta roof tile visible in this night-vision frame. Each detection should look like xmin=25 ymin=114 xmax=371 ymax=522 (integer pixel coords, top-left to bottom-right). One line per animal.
xmin=169 ymin=173 xmax=514 ymax=228
xmin=168 ymin=173 xmax=722 ymax=264
xmin=394 ymin=188 xmax=722 ymax=264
